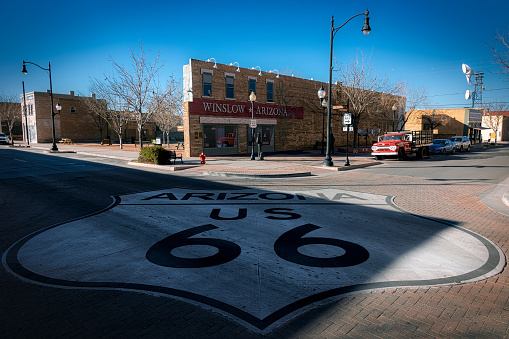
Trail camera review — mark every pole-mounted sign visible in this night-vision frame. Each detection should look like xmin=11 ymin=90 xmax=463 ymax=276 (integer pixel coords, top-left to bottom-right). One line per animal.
xmin=342 ymin=113 xmax=352 ymax=126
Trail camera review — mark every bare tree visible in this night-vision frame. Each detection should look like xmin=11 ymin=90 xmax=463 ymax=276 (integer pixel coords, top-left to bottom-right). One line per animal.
xmin=420 ymin=108 xmax=446 ymax=131
xmin=89 ymin=79 xmax=132 ymax=149
xmin=0 ymin=93 xmax=21 ymax=145
xmin=484 ymin=101 xmax=506 ymax=144
xmin=93 ymin=42 xmax=166 ymax=148
xmin=366 ymin=91 xmax=401 ymax=133
xmin=335 ymin=53 xmax=397 ymax=146
xmin=397 ymin=82 xmax=429 ymax=131
xmin=488 ymin=31 xmax=509 ymax=79
xmin=150 ymin=77 xmax=183 ymax=147
xmin=79 ymin=94 xmax=109 ymax=142
xmin=274 ymin=81 xmax=297 ymax=147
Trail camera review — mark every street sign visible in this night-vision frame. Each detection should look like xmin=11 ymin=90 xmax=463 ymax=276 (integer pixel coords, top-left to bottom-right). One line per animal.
xmin=333 ymin=105 xmax=348 ymax=112
xmin=342 ymin=113 xmax=352 ymax=125
xmin=343 ymin=126 xmax=353 ymax=132
xmin=250 ymin=119 xmax=257 ymax=128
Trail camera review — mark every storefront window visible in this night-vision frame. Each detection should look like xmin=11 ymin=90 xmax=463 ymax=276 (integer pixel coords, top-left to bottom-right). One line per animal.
xmin=203 ymin=125 xmax=237 ymax=148
xmin=226 ymin=76 xmax=234 ymax=99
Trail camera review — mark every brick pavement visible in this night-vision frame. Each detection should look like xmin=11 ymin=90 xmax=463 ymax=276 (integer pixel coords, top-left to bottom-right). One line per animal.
xmin=1 ymin=143 xmax=508 ymax=338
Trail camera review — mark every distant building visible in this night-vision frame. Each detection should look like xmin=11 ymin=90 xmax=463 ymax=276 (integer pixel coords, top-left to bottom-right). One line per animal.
xmin=20 ymin=91 xmax=156 ymax=144
xmin=481 ymin=111 xmax=509 ymax=143
xmin=404 ymin=108 xmax=488 ymax=143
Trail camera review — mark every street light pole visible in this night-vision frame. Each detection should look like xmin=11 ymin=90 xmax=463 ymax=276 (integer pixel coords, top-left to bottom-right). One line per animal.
xmin=249 ymin=91 xmax=256 ymax=160
xmin=392 ymin=104 xmax=397 ymax=131
xmin=22 ymin=60 xmax=59 ymax=151
xmin=317 ymin=86 xmax=326 ymax=155
xmin=323 ymin=10 xmax=371 ymax=167
xmin=22 ymin=81 xmax=30 ymax=146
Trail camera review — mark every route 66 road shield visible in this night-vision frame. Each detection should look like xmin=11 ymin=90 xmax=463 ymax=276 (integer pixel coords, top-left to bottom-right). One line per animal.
xmin=3 ymin=188 xmax=504 ymax=333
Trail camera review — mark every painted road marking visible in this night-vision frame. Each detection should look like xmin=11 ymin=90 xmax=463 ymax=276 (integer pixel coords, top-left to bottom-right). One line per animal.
xmin=3 ymin=188 xmax=505 ymax=333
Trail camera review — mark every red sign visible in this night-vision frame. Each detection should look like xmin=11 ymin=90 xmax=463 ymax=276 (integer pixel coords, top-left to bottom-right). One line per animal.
xmin=188 ymin=98 xmax=303 ymax=119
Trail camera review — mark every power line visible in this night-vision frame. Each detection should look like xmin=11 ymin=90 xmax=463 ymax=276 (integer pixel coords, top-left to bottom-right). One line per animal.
xmin=429 ymin=87 xmax=509 ymax=97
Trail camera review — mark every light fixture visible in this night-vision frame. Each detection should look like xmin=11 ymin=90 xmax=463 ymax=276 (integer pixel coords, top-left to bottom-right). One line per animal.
xmin=252 ymin=66 xmax=262 ymax=76
xmin=317 ymin=86 xmax=326 ymax=101
xmin=56 ymin=102 xmax=62 ymax=113
xmin=207 ymin=58 xmax=217 ymax=69
xmin=249 ymin=91 xmax=256 ymax=102
xmin=229 ymin=62 xmax=240 ymax=72
xmin=362 ymin=10 xmax=371 ymax=35
xmin=269 ymin=69 xmax=280 ymax=78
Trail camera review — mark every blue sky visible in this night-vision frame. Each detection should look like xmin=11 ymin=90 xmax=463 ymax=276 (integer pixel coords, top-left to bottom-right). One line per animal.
xmin=1 ymin=0 xmax=508 ymax=109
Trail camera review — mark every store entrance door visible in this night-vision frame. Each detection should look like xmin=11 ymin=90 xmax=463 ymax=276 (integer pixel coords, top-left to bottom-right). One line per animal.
xmin=248 ymin=125 xmax=275 ymax=153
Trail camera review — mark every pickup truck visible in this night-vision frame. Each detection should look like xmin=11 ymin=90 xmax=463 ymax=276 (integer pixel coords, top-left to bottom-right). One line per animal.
xmin=371 ymin=130 xmax=433 ymax=160
xmin=217 ymin=133 xmax=236 ymax=147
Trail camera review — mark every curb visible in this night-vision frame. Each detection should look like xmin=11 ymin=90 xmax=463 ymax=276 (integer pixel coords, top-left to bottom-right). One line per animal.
xmin=203 ymin=171 xmax=312 ymax=178
xmin=128 ymin=161 xmax=200 ymax=171
xmin=311 ymin=162 xmax=381 ymax=171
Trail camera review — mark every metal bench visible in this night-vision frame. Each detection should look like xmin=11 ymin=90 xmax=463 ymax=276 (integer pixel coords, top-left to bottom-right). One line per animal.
xmin=169 ymin=150 xmax=183 ymax=165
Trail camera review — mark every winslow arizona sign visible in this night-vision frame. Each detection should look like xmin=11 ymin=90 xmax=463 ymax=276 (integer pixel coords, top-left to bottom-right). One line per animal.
xmin=188 ymin=98 xmax=304 ymax=119
xmin=3 ymin=188 xmax=504 ymax=333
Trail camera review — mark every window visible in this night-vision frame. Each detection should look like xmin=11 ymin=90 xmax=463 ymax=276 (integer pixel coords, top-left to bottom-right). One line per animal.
xmin=248 ymin=78 xmax=256 ymax=95
xmin=226 ymin=76 xmax=234 ymax=99
xmin=203 ymin=125 xmax=237 ymax=148
xmin=70 ymin=106 xmax=77 ymax=114
xmin=266 ymin=81 xmax=274 ymax=102
xmin=203 ymin=72 xmax=212 ymax=97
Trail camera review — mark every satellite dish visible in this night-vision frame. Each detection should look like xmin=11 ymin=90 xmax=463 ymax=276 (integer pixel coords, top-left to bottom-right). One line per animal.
xmin=465 ymin=90 xmax=472 ymax=100
xmin=462 ymin=63 xmax=473 ymax=84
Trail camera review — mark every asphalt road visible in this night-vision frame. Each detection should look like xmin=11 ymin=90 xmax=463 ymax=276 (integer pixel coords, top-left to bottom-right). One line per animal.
xmin=1 ymin=144 xmax=508 ymax=338
xmin=363 ymin=145 xmax=509 ymax=184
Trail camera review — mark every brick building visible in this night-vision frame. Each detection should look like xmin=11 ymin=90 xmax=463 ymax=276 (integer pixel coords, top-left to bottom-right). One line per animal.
xmin=182 ymin=59 xmax=398 ymax=157
xmin=20 ymin=91 xmax=156 ymax=144
xmin=404 ymin=108 xmax=486 ymax=143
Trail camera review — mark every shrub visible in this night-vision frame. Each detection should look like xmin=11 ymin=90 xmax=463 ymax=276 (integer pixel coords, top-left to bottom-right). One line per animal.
xmin=138 ymin=145 xmax=171 ymax=165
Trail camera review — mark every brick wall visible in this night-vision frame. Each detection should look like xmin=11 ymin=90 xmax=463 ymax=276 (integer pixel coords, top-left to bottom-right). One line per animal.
xmin=183 ymin=59 xmax=356 ymax=157
xmin=27 ymin=91 xmax=156 ymax=143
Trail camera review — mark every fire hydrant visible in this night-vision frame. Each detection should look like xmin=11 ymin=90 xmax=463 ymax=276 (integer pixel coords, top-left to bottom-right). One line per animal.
xmin=199 ymin=152 xmax=206 ymax=164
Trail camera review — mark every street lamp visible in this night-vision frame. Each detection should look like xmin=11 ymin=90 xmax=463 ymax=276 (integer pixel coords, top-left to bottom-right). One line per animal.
xmin=22 ymin=60 xmax=59 ymax=151
xmin=392 ymin=104 xmax=398 ymax=131
xmin=249 ymin=91 xmax=256 ymax=160
xmin=323 ymin=10 xmax=371 ymax=167
xmin=22 ymin=81 xmax=30 ymax=146
xmin=317 ymin=86 xmax=327 ymax=154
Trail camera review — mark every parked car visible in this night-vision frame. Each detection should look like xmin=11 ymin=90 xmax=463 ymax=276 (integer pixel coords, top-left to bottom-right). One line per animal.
xmin=429 ymin=139 xmax=455 ymax=154
xmin=0 ymin=133 xmax=9 ymax=144
xmin=449 ymin=139 xmax=462 ymax=151
xmin=449 ymin=136 xmax=471 ymax=151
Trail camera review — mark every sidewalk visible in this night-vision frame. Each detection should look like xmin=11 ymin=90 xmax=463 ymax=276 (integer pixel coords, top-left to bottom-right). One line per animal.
xmin=22 ymin=141 xmax=381 ymax=178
